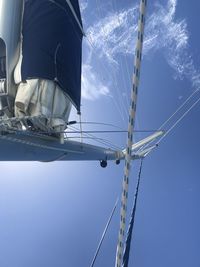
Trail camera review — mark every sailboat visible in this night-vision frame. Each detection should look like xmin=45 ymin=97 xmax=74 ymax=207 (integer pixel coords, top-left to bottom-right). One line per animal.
xmin=0 ymin=0 xmax=162 ymax=164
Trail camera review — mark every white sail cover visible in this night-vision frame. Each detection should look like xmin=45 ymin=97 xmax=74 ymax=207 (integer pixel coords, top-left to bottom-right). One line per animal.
xmin=15 ymin=79 xmax=71 ymax=131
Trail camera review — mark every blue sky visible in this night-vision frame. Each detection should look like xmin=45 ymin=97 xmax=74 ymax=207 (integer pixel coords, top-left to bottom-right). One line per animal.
xmin=1 ymin=0 xmax=200 ymax=266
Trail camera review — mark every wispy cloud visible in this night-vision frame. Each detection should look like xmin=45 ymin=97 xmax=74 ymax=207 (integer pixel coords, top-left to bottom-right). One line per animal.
xmin=79 ymin=0 xmax=88 ymax=13
xmin=81 ymin=0 xmax=200 ymax=101
xmin=81 ymin=64 xmax=109 ymax=100
xmin=86 ymin=6 xmax=138 ymax=63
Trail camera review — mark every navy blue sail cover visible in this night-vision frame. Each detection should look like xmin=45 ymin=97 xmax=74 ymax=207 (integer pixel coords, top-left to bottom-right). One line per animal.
xmin=21 ymin=0 xmax=83 ymax=112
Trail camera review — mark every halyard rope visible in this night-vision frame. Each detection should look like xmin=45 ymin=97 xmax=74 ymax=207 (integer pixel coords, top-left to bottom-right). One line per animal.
xmin=115 ymin=1 xmax=147 ymax=266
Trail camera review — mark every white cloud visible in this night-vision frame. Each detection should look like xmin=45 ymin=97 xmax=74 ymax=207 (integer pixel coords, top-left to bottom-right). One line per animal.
xmin=84 ymin=0 xmax=200 ymax=94
xmin=86 ymin=6 xmax=138 ymax=64
xmin=79 ymin=0 xmax=88 ymax=13
xmin=81 ymin=64 xmax=109 ymax=100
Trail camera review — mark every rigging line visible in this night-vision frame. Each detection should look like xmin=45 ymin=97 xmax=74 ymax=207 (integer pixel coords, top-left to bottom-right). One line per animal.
xmin=0 ymin=118 xmax=159 ymax=134
xmin=122 ymin=159 xmax=143 ymax=267
xmin=108 ymin=32 xmax=131 ymax=122
xmin=137 ymin=87 xmax=200 ymax=152
xmin=85 ymin=36 xmax=128 ymax=125
xmin=125 ymin=53 xmax=132 ymax=85
xmin=112 ymin=69 xmax=129 ymax=122
xmin=69 ymin=128 xmax=122 ymax=150
xmin=111 ymin=0 xmax=133 ymax=94
xmin=76 ymin=121 xmax=156 ymax=135
xmin=67 ymin=130 xmax=127 ymax=134
xmin=109 ymin=9 xmax=131 ymax=111
xmin=105 ymin=58 xmax=130 ymax=124
xmin=86 ymin=35 xmax=128 ymax=122
xmin=89 ymin=198 xmax=119 ymax=267
xmin=65 ymin=130 xmax=161 ymax=134
xmin=112 ymin=68 xmax=129 ymax=123
xmin=157 ymin=95 xmax=200 ymax=145
xmin=112 ymin=37 xmax=131 ymax=114
xmin=108 ymin=94 xmax=128 ymax=126
xmin=66 ymin=136 xmax=125 ymax=142
xmin=158 ymin=88 xmax=200 ymax=131
xmin=3 ymin=126 xmax=162 ymax=137
xmin=77 ymin=121 xmax=125 ymax=130
xmin=83 ymin=4 xmax=127 ymax=124
xmin=120 ymin=57 xmax=131 ymax=109
xmin=115 ymin=1 xmax=147 ymax=267
xmin=118 ymin=35 xmax=134 ymax=109
xmin=4 ymin=128 xmax=162 ymax=135
xmin=86 ymin=33 xmax=129 ymax=123
xmin=92 ymin=0 xmax=130 ymax=123
xmin=67 ymin=125 xmax=122 ymax=150
xmin=66 ymin=136 xmax=122 ymax=151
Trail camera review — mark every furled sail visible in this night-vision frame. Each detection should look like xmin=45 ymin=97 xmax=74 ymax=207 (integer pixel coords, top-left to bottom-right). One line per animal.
xmin=21 ymin=0 xmax=83 ymax=112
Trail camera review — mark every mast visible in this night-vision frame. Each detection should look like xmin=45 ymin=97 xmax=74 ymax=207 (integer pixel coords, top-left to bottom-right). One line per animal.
xmin=0 ymin=0 xmax=24 ymax=115
xmin=115 ymin=1 xmax=147 ymax=266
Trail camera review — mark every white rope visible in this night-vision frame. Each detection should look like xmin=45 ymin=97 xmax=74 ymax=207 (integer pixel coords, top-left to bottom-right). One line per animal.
xmin=89 ymin=198 xmax=119 ymax=267
xmin=158 ymin=88 xmax=200 ymax=131
xmin=138 ymin=88 xmax=200 ymax=153
xmin=115 ymin=1 xmax=147 ymax=267
xmin=88 ymin=1 xmax=129 ymax=125
xmin=157 ymin=95 xmax=200 ymax=144
xmin=86 ymin=35 xmax=128 ymax=125
xmin=68 ymin=124 xmax=121 ymax=150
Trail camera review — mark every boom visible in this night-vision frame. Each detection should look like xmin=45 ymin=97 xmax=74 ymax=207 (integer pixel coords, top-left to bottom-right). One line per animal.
xmin=0 ymin=130 xmax=163 ymax=164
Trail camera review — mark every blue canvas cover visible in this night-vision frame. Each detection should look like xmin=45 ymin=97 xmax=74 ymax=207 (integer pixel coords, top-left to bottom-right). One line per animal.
xmin=21 ymin=0 xmax=83 ymax=112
